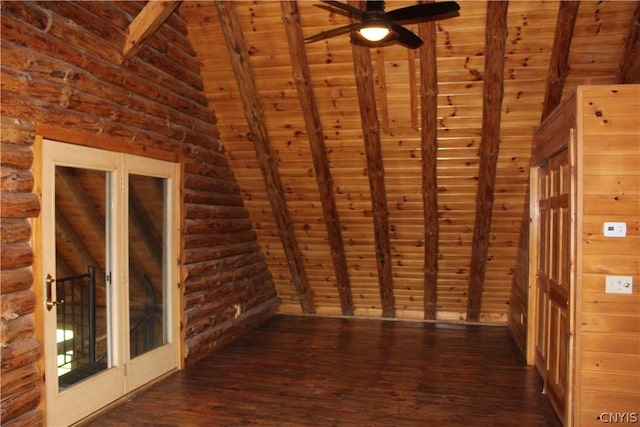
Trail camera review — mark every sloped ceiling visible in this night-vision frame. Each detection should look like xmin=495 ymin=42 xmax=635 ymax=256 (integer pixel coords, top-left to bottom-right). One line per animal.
xmin=179 ymin=1 xmax=639 ymax=322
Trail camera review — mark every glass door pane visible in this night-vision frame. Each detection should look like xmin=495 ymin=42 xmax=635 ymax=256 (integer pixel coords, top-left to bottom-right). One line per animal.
xmin=54 ymin=166 xmax=110 ymax=388
xmin=128 ymin=174 xmax=167 ymax=358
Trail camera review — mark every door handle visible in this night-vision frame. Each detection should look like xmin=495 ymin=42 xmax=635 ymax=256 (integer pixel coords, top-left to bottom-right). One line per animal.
xmin=45 ymin=274 xmax=64 ymax=311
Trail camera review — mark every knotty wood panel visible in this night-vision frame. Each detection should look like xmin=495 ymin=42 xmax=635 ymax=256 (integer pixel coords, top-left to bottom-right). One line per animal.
xmin=575 ymin=84 xmax=640 ymax=427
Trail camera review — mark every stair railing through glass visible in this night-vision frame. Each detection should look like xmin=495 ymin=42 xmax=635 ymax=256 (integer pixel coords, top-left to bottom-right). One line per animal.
xmin=56 ymin=266 xmax=157 ymax=388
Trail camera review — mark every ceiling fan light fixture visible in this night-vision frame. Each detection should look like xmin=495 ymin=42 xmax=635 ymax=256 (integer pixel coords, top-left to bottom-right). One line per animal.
xmin=359 ymin=23 xmax=390 ymax=42
xmin=307 ymin=0 xmax=461 ymax=48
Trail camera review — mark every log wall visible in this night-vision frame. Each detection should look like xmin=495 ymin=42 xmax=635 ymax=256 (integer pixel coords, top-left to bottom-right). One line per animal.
xmin=0 ymin=117 xmax=42 ymax=427
xmin=0 ymin=2 xmax=278 ymax=424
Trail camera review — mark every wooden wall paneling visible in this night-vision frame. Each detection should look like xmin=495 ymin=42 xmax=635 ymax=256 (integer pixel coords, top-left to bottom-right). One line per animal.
xmin=214 ymin=1 xmax=314 ymax=314
xmin=281 ymin=0 xmax=354 ymax=315
xmin=575 ymin=84 xmax=640 ymax=427
xmin=467 ymin=0 xmax=509 ymax=322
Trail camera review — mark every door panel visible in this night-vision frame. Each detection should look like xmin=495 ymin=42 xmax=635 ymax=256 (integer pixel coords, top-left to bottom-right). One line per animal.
xmin=124 ymin=157 xmax=179 ymax=392
xmin=531 ymin=148 xmax=571 ymax=425
xmin=127 ymin=173 xmax=166 ymax=358
xmin=545 ymin=151 xmax=570 ymax=419
xmin=43 ymin=143 xmax=124 ymax=427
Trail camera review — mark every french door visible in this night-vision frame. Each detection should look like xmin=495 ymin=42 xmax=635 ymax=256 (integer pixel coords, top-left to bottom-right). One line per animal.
xmin=41 ymin=140 xmax=180 ymax=426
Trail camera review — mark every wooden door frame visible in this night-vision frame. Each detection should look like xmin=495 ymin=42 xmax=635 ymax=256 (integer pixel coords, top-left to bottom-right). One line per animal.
xmin=526 ymin=95 xmax=578 ymax=426
xmin=32 ymin=125 xmax=185 ymax=424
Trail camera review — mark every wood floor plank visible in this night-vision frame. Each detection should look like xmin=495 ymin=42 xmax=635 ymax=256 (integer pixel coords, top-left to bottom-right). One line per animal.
xmin=82 ymin=315 xmax=561 ymax=426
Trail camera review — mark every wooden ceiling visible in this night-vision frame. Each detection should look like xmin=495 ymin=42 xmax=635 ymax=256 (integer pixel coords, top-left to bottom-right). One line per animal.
xmin=168 ymin=1 xmax=640 ymax=322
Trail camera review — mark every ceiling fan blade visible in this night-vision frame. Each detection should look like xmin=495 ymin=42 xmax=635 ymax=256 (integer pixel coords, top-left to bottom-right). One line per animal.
xmin=318 ymin=0 xmax=365 ymax=18
xmin=305 ymin=22 xmax=363 ymax=43
xmin=386 ymin=1 xmax=460 ymax=24
xmin=390 ymin=22 xmax=423 ymax=49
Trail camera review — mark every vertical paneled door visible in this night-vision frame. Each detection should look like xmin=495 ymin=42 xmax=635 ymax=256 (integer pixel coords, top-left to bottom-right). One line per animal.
xmin=40 ymin=140 xmax=180 ymax=426
xmin=530 ymin=146 xmax=575 ymax=426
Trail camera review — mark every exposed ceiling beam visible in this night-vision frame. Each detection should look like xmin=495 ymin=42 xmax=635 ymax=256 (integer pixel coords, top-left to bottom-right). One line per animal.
xmin=408 ymin=49 xmax=418 ymax=129
xmin=281 ymin=0 xmax=354 ymax=316
xmin=466 ymin=0 xmax=509 ymax=322
xmin=616 ymin=2 xmax=640 ymax=84
xmin=123 ymin=0 xmax=182 ymax=59
xmin=540 ymin=1 xmax=580 ymax=122
xmin=350 ymin=5 xmax=395 ymax=318
xmin=418 ymin=14 xmax=439 ymax=321
xmin=374 ymin=48 xmax=391 ymax=133
xmin=215 ymin=1 xmax=315 ymax=314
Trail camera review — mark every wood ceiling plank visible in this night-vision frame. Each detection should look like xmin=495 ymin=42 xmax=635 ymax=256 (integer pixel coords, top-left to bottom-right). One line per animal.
xmin=280 ymin=1 xmax=353 ymax=316
xmin=466 ymin=0 xmax=509 ymax=322
xmin=215 ymin=1 xmax=315 ymax=314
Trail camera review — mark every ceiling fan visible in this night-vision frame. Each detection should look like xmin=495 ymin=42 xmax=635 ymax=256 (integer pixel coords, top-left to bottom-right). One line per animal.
xmin=305 ymin=1 xmax=460 ymax=49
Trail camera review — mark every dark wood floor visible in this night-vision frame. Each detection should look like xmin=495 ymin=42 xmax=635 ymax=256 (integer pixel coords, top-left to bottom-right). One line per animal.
xmin=82 ymin=315 xmax=562 ymax=426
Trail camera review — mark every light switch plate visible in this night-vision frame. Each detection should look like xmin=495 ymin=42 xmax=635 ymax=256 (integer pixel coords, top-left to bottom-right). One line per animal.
xmin=605 ymin=276 xmax=633 ymax=294
xmin=603 ymin=222 xmax=627 ymax=237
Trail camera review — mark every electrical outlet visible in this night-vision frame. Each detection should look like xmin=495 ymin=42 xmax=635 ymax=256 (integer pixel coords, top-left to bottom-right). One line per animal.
xmin=605 ymin=276 xmax=633 ymax=294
